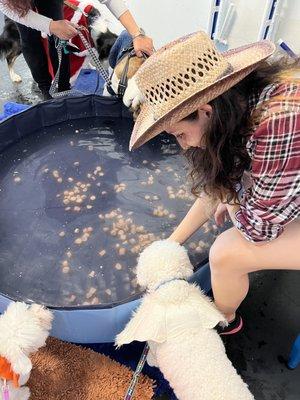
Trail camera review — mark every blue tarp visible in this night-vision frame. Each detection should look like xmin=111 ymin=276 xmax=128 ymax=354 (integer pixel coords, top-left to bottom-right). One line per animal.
xmin=0 ymin=101 xmax=31 ymax=121
xmin=0 ymin=66 xmax=107 ymax=122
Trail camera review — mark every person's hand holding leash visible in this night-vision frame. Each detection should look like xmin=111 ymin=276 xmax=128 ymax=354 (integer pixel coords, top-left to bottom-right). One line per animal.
xmin=49 ymin=20 xmax=78 ymax=40
xmin=133 ymin=35 xmax=154 ymax=57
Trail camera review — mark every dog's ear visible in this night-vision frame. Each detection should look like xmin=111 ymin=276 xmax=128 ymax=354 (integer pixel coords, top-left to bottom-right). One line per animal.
xmin=115 ymin=295 xmax=167 ymax=346
xmin=29 ymin=304 xmax=53 ymax=331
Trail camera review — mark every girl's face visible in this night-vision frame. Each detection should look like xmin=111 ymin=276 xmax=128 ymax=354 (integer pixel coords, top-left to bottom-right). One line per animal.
xmin=166 ymin=105 xmax=212 ymax=149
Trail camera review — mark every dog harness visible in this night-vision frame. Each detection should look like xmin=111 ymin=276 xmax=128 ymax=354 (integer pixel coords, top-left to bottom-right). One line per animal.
xmin=106 ymin=44 xmax=135 ymax=97
xmin=106 ymin=45 xmax=149 ymax=98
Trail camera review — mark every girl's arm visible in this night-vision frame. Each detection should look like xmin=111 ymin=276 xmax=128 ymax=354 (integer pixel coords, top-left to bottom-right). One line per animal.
xmin=169 ymin=195 xmax=219 ymax=244
xmin=0 ymin=2 xmax=77 ymax=38
xmin=119 ymin=10 xmax=153 ymax=56
xmin=102 ymin=0 xmax=153 ymax=56
xmin=0 ymin=2 xmax=52 ymax=33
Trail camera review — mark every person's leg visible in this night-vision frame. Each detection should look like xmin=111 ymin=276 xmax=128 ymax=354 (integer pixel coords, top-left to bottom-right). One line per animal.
xmin=209 ymin=219 xmax=300 ymax=321
xmin=16 ymin=23 xmax=52 ymax=94
xmin=35 ymin=0 xmax=71 ymax=91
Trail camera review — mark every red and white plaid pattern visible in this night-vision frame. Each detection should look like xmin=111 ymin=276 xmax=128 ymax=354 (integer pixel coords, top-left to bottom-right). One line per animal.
xmin=235 ymin=82 xmax=300 ymax=242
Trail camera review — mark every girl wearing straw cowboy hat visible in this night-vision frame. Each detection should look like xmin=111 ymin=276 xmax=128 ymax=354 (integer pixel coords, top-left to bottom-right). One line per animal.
xmin=129 ymin=31 xmax=300 ymax=335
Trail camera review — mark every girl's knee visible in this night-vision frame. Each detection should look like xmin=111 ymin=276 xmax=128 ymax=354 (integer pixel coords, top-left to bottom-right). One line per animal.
xmin=209 ymin=232 xmax=233 ymax=273
xmin=210 ymin=228 xmax=256 ymax=275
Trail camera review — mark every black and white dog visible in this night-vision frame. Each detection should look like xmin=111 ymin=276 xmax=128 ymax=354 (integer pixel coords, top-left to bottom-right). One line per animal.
xmin=0 ymin=6 xmax=117 ymax=83
xmin=0 ymin=16 xmax=22 ymax=83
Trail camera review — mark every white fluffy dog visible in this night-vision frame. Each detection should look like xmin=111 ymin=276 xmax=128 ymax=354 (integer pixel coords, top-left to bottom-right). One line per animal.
xmin=116 ymin=240 xmax=254 ymax=400
xmin=0 ymin=302 xmax=53 ymax=400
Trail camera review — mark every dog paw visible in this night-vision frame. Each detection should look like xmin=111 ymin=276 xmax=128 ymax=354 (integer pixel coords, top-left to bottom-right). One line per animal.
xmin=146 ymin=351 xmax=158 ymax=367
xmin=123 ymin=78 xmax=144 ymax=112
xmin=6 ymin=384 xmax=30 ymax=400
xmin=11 ymin=73 xmax=22 ymax=83
xmin=17 ymin=386 xmax=30 ymax=400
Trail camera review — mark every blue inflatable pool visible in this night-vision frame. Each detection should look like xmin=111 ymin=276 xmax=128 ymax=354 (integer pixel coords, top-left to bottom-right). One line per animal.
xmin=0 ymin=95 xmax=213 ymax=343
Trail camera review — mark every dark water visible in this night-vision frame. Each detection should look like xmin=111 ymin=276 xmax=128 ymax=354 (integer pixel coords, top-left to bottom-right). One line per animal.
xmin=0 ymin=117 xmax=218 ymax=307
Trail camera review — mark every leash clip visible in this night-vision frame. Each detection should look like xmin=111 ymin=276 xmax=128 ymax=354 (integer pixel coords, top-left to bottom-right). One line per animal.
xmin=60 ymin=40 xmax=80 ymax=55
xmin=123 ymin=343 xmax=149 ymax=400
xmin=1 ymin=380 xmax=9 ymax=400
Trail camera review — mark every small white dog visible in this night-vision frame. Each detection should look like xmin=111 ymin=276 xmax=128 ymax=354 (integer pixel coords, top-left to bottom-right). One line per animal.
xmin=0 ymin=302 xmax=53 ymax=400
xmin=116 ymin=240 xmax=254 ymax=400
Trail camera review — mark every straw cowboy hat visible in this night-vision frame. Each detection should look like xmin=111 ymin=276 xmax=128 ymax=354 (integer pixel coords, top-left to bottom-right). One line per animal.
xmin=129 ymin=31 xmax=275 ymax=150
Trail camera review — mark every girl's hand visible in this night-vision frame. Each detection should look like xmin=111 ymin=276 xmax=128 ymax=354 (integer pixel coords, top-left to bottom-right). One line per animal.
xmin=214 ymin=202 xmax=229 ymax=227
xmin=133 ymin=35 xmax=154 ymax=57
xmin=49 ymin=20 xmax=78 ymax=40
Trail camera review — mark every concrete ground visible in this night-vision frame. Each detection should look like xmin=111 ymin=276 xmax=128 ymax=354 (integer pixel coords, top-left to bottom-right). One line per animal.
xmin=0 ymin=13 xmax=299 ymax=400
xmin=0 ymin=14 xmax=41 ymax=114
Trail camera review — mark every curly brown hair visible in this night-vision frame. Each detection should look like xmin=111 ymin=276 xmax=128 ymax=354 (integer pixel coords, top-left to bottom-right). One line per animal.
xmin=4 ymin=0 xmax=32 ymax=17
xmin=183 ymin=57 xmax=300 ymax=204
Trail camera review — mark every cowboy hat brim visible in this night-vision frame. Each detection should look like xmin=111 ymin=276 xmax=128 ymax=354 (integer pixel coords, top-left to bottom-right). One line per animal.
xmin=129 ymin=40 xmax=276 ymax=150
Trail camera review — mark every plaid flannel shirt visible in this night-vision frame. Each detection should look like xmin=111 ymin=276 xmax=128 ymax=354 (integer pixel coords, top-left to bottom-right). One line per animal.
xmin=235 ymin=82 xmax=300 ymax=243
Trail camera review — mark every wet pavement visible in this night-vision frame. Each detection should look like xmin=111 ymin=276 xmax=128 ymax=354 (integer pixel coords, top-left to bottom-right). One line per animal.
xmin=224 ymin=270 xmax=300 ymax=400
xmin=0 ymin=13 xmax=41 ymax=114
xmin=1 ymin=11 xmax=300 ymax=400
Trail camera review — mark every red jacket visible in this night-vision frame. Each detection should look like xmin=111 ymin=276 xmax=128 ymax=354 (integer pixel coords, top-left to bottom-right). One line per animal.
xmin=44 ymin=0 xmax=95 ymax=83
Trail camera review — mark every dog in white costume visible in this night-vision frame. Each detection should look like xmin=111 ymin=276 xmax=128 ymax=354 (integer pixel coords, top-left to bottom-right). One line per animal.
xmin=116 ymin=240 xmax=254 ymax=400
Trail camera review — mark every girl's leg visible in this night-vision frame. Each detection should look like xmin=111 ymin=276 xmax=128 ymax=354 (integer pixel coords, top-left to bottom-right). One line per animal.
xmin=35 ymin=0 xmax=71 ymax=91
xmin=16 ymin=23 xmax=52 ymax=93
xmin=209 ymin=219 xmax=300 ymax=321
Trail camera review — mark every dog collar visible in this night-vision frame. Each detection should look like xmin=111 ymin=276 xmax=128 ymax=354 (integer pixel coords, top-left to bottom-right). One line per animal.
xmin=154 ymin=278 xmax=186 ymax=292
